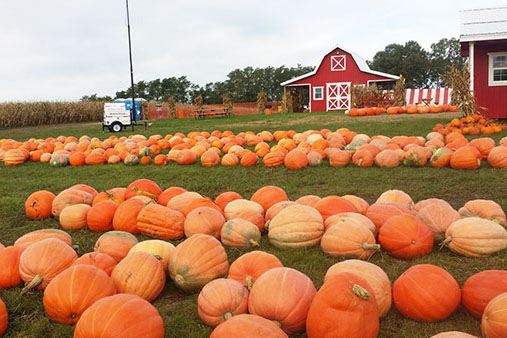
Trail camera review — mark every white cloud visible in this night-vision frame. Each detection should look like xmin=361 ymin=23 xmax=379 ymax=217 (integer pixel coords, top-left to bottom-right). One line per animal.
xmin=1 ymin=0 xmax=506 ymax=101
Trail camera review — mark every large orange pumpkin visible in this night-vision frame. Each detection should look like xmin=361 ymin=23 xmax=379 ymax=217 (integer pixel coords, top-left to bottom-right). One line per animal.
xmin=14 ymin=229 xmax=72 ymax=250
xmin=430 ymin=332 xmax=477 ymax=338
xmin=0 ymin=298 xmax=6 ymax=336
xmin=70 ymin=184 xmax=98 ymax=199
xmin=157 ymin=186 xmax=187 ymax=206
xmin=74 ymin=294 xmax=164 ymax=338
xmin=72 ymin=252 xmax=117 ymax=276
xmin=201 ymin=149 xmax=221 ymax=167
xmin=393 ymin=264 xmax=461 ymax=321
xmin=365 ymin=202 xmax=414 ymax=230
xmin=352 ymin=149 xmax=374 ymax=167
xmin=375 ymin=149 xmax=400 ymax=168
xmin=263 ymin=151 xmax=286 ymax=167
xmin=417 ymin=201 xmax=460 ymax=241
xmin=51 ymin=188 xmax=94 ymax=218
xmin=128 ymin=240 xmax=174 ymax=273
xmin=462 ymin=270 xmax=507 ymax=318
xmin=214 ymin=191 xmax=243 ymax=211
xmin=221 ymin=153 xmax=239 ymax=166
xmin=25 ymin=190 xmax=55 ymax=220
xmin=0 ymin=246 xmax=22 ymax=289
xmin=166 ymin=191 xmax=202 ymax=214
xmin=19 ymin=238 xmax=77 ymax=293
xmin=92 ymin=188 xmax=126 ymax=205
xmin=314 ymin=196 xmax=358 ymax=221
xmin=295 ymin=195 xmax=321 ymax=207
xmin=265 ymin=201 xmax=298 ymax=221
xmin=488 ymin=146 xmax=507 ymax=168
xmin=321 ymin=222 xmax=379 ymax=259
xmin=137 ymin=203 xmax=185 ymax=240
xmin=198 ymin=278 xmax=249 ymax=327
xmin=59 ymin=204 xmax=91 ymax=230
xmin=112 ymin=198 xmax=148 ymax=234
xmin=450 ymin=146 xmax=481 ymax=169
xmin=378 ymin=214 xmax=434 ymax=259
xmin=221 ymin=219 xmax=261 ymax=248
xmin=325 ymin=260 xmax=391 ymax=317
xmin=328 ymin=149 xmax=352 ymax=167
xmin=111 ymin=251 xmax=165 ymax=302
xmin=210 ymin=314 xmax=288 ymax=338
xmin=469 ymin=137 xmax=496 ymax=159
xmin=224 ymin=199 xmax=265 ymax=232
xmin=306 ymin=272 xmax=379 ymax=338
xmin=184 ymin=197 xmax=223 ymax=216
xmin=124 ymin=179 xmax=162 ymax=200
xmin=42 ymin=265 xmax=116 ymax=324
xmin=86 ymin=200 xmax=118 ymax=232
xmin=248 ymin=267 xmax=316 ymax=333
xmin=184 ymin=206 xmax=225 ymax=239
xmin=169 ymin=234 xmax=229 ymax=292
xmin=227 ymin=251 xmax=283 ymax=291
xmin=268 ymin=204 xmax=324 ymax=249
xmin=459 ymin=199 xmax=506 ymax=226
xmin=376 ymin=189 xmax=414 ymax=210
xmin=284 ymin=149 xmax=308 ymax=170
xmin=481 ymin=292 xmax=507 ymax=338
xmin=325 ymin=212 xmax=377 ymax=234
xmin=94 ymin=231 xmax=138 ymax=262
xmin=250 ymin=185 xmax=288 ymax=212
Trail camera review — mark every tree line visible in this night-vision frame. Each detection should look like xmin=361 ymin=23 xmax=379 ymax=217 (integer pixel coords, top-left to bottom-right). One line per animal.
xmin=81 ymin=38 xmax=465 ymax=104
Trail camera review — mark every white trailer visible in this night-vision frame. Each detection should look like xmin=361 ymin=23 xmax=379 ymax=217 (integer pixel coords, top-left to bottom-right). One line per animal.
xmin=102 ymin=98 xmax=144 ymax=132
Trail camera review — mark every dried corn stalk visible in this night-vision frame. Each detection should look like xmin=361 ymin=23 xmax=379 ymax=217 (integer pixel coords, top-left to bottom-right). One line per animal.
xmin=222 ymin=95 xmax=233 ymax=115
xmin=168 ymin=97 xmax=176 ymax=118
xmin=443 ymin=65 xmax=476 ymax=117
xmin=393 ymin=75 xmax=406 ymax=107
xmin=194 ymin=95 xmax=203 ymax=115
xmin=257 ymin=91 xmax=267 ymax=114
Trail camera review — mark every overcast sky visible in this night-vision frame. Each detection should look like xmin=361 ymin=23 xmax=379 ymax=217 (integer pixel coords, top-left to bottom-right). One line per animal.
xmin=2 ymin=0 xmax=506 ymax=102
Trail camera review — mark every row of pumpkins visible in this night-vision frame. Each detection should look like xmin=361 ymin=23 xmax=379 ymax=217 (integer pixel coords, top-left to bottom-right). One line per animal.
xmin=346 ymin=104 xmax=458 ymax=117
xmin=1 ymin=180 xmax=506 ymax=337
xmin=433 ymin=113 xmax=507 ymax=136
xmin=2 ymin=128 xmax=507 ymax=169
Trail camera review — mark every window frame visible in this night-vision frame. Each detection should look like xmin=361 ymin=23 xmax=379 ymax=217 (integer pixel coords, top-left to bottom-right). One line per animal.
xmin=313 ymin=86 xmax=324 ymax=101
xmin=488 ymin=52 xmax=507 ymax=87
xmin=331 ymin=55 xmax=346 ymax=72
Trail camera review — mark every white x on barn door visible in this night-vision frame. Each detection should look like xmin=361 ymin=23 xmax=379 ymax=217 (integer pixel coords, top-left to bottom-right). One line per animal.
xmin=326 ymin=82 xmax=351 ymax=111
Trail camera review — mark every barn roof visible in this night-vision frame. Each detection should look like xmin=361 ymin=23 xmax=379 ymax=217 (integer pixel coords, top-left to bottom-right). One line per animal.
xmin=281 ymin=44 xmax=399 ymax=86
xmin=460 ymin=7 xmax=507 ymax=42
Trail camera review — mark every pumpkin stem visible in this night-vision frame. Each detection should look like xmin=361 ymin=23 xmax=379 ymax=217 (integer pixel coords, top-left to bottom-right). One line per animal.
xmin=264 ymin=220 xmax=271 ymax=231
xmin=21 ymin=274 xmax=43 ymax=295
xmin=249 ymin=239 xmax=260 ymax=247
xmin=30 ymin=200 xmax=37 ymax=208
xmin=358 ymin=158 xmax=363 ymax=167
xmin=440 ymin=237 xmax=452 ymax=249
xmin=362 ymin=243 xmax=380 ymax=251
xmin=245 ymin=276 xmax=253 ymax=291
xmin=153 ymin=254 xmax=162 ymax=261
xmin=352 ymin=284 xmax=370 ymax=300
xmin=272 ymin=320 xmax=282 ymax=328
xmin=223 ymin=312 xmax=233 ymax=321
xmin=174 ymin=274 xmax=185 ymax=285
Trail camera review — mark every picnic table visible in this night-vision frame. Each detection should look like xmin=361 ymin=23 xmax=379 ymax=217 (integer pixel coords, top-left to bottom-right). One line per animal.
xmin=191 ymin=108 xmax=231 ymax=119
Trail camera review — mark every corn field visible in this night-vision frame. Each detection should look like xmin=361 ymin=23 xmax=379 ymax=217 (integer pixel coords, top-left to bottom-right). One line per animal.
xmin=0 ymin=101 xmax=104 ymax=128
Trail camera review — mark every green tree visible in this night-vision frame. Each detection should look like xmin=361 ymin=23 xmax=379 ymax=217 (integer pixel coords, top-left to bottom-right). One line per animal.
xmin=80 ymin=94 xmax=112 ymax=101
xmin=429 ymin=38 xmax=465 ymax=86
xmin=368 ymin=41 xmax=430 ymax=88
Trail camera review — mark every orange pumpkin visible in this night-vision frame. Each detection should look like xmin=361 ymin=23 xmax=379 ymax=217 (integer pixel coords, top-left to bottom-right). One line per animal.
xmin=169 ymin=234 xmax=229 ymax=292
xmin=111 ymin=251 xmax=165 ymax=302
xmin=14 ymin=229 xmax=72 ymax=250
xmin=210 ymin=314 xmax=288 ymax=338
xmin=0 ymin=246 xmax=22 ymax=289
xmin=43 ymin=265 xmax=116 ymax=324
xmin=227 ymin=251 xmax=283 ymax=291
xmin=248 ymin=267 xmax=316 ymax=333
xmin=184 ymin=206 xmax=225 ymax=239
xmin=393 ymin=264 xmax=461 ymax=321
xmin=70 ymin=184 xmax=98 ymax=199
xmin=250 ymin=185 xmax=288 ymax=213
xmin=469 ymin=137 xmax=496 ymax=159
xmin=240 ymin=151 xmax=259 ymax=166
xmin=352 ymin=149 xmax=374 ymax=167
xmin=59 ymin=204 xmax=91 ymax=230
xmin=166 ymin=191 xmax=202 ymax=214
xmin=306 ymin=272 xmax=379 ymax=338
xmin=221 ymin=219 xmax=261 ymax=248
xmin=136 ymin=203 xmax=185 ymax=239
xmin=459 ymin=199 xmax=506 ymax=226
xmin=462 ymin=270 xmax=507 ymax=318
xmin=72 ymin=252 xmax=117 ymax=276
xmin=378 ymin=214 xmax=434 ymax=259
xmin=321 ymin=222 xmax=379 ymax=259
xmin=125 ymin=179 xmax=162 ymax=200
xmin=417 ymin=201 xmax=460 ymax=241
xmin=51 ymin=188 xmax=94 ymax=218
xmin=94 ymin=231 xmax=138 ymax=262
xmin=221 ymin=153 xmax=239 ymax=166
xmin=74 ymin=294 xmax=165 ymax=338
xmin=325 ymin=260 xmax=391 ymax=317
xmin=365 ymin=202 xmax=414 ymax=230
xmin=112 ymin=198 xmax=148 ymax=234
xmin=184 ymin=197 xmax=223 ymax=216
xmin=198 ymin=278 xmax=249 ymax=327
xmin=488 ymin=146 xmax=507 ymax=168
xmin=375 ymin=149 xmax=400 ymax=168
xmin=157 ymin=186 xmax=187 ymax=206
xmin=214 ymin=191 xmax=243 ymax=211
xmin=284 ymin=149 xmax=308 ymax=170
xmin=93 ymin=188 xmax=126 ymax=205
xmin=19 ymin=238 xmax=77 ymax=293
xmin=314 ymin=196 xmax=358 ymax=221
xmin=481 ymin=292 xmax=507 ymax=338
xmin=450 ymin=146 xmax=481 ymax=169
xmin=262 ymin=151 xmax=285 ymax=167
xmin=86 ymin=200 xmax=118 ymax=232
xmin=295 ymin=195 xmax=321 ymax=207
xmin=224 ymin=199 xmax=265 ymax=232
xmin=430 ymin=147 xmax=453 ymax=167
xmin=85 ymin=152 xmax=106 ymax=165
xmin=25 ymin=190 xmax=55 ymax=220
xmin=201 ymin=150 xmax=221 ymax=167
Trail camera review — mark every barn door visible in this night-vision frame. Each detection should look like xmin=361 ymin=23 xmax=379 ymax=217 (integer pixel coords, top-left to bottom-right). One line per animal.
xmin=326 ymin=82 xmax=351 ymax=111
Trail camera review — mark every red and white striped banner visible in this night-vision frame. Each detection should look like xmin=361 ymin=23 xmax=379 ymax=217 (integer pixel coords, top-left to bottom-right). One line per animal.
xmin=405 ymin=88 xmax=452 ymax=106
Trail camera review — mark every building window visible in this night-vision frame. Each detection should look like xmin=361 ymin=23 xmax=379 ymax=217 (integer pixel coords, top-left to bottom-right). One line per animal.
xmin=331 ymin=55 xmax=346 ymax=71
xmin=489 ymin=52 xmax=507 ymax=86
xmin=313 ymin=86 xmax=323 ymax=100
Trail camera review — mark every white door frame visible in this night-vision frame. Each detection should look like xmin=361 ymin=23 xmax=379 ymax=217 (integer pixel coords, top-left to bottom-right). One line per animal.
xmin=326 ymin=82 xmax=351 ymax=111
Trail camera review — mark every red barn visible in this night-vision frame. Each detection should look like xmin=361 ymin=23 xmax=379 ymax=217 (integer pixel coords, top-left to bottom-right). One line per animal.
xmin=281 ymin=44 xmax=399 ymax=112
xmin=460 ymin=7 xmax=507 ymax=119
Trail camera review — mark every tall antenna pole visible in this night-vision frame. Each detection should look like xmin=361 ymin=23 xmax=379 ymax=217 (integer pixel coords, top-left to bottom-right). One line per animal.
xmin=126 ymin=0 xmax=136 ymax=124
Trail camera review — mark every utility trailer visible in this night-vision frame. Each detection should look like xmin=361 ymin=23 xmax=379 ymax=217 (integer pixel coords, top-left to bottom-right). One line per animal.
xmin=102 ymin=98 xmax=144 ymax=132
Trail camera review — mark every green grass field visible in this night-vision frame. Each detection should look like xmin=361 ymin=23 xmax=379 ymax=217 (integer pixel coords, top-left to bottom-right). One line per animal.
xmin=1 ymin=111 xmax=506 ymax=338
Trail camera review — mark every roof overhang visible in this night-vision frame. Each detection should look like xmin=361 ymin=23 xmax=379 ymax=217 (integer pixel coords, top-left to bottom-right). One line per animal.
xmin=460 ymin=33 xmax=507 ymax=43
xmin=281 ymin=44 xmax=399 ymax=87
xmin=460 ymin=7 xmax=507 ymax=43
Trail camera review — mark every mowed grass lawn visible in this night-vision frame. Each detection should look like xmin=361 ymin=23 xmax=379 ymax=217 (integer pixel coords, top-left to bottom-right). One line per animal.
xmin=1 ymin=111 xmax=507 ymax=338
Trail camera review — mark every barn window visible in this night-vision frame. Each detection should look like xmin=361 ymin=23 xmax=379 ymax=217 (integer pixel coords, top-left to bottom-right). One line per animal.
xmin=331 ymin=55 xmax=346 ymax=71
xmin=313 ymin=87 xmax=323 ymax=100
xmin=489 ymin=52 xmax=507 ymax=86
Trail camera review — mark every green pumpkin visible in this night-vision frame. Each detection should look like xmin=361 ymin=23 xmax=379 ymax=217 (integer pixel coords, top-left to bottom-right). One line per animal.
xmin=139 ymin=147 xmax=152 ymax=157
xmin=49 ymin=154 xmax=69 ymax=167
xmin=403 ymin=148 xmax=427 ymax=167
xmin=124 ymin=154 xmax=139 ymax=165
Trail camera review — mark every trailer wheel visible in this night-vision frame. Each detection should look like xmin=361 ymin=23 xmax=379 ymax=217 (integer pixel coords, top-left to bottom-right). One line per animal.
xmin=110 ymin=122 xmax=123 ymax=133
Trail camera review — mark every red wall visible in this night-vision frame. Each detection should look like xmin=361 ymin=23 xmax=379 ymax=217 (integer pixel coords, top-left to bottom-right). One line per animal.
xmin=288 ymin=48 xmax=395 ymax=112
xmin=472 ymin=41 xmax=507 ymax=119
